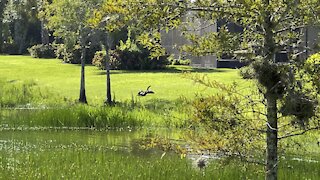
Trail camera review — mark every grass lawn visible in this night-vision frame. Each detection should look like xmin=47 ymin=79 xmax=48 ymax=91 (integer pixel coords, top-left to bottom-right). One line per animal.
xmin=0 ymin=55 xmax=246 ymax=105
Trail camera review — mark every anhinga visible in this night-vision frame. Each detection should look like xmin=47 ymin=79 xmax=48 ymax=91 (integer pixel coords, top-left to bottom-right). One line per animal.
xmin=138 ymin=86 xmax=154 ymax=96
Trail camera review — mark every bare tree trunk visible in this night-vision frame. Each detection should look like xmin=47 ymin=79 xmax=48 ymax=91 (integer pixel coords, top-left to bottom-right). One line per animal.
xmin=105 ymin=49 xmax=112 ymax=105
xmin=0 ymin=18 xmax=3 ymax=53
xmin=265 ymin=93 xmax=278 ymax=180
xmin=14 ymin=21 xmax=28 ymax=54
xmin=79 ymin=44 xmax=87 ymax=104
xmin=41 ymin=21 xmax=50 ymax=45
xmin=0 ymin=0 xmax=8 ymax=53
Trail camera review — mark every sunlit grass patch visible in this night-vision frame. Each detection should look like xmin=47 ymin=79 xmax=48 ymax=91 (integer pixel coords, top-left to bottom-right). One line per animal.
xmin=0 ymin=55 xmax=243 ymax=105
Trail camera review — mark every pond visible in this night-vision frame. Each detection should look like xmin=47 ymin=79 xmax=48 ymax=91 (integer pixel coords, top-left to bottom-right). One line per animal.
xmin=0 ymin=129 xmax=319 ymax=179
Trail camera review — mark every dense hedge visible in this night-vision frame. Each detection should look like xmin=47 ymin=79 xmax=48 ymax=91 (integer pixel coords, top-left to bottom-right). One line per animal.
xmin=55 ymin=44 xmax=101 ymax=64
xmin=28 ymin=44 xmax=56 ymax=58
xmin=92 ymin=49 xmax=168 ymax=70
xmin=92 ymin=51 xmax=121 ymax=70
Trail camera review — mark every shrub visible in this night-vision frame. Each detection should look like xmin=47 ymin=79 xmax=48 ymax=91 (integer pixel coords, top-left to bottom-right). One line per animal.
xmin=55 ymin=44 xmax=100 ymax=64
xmin=92 ymin=51 xmax=122 ymax=70
xmin=53 ymin=44 xmax=65 ymax=59
xmin=55 ymin=44 xmax=82 ymax=64
xmin=28 ymin=44 xmax=56 ymax=58
xmin=170 ymin=59 xmax=191 ymax=65
xmin=92 ymin=47 xmax=168 ymax=70
xmin=92 ymin=51 xmax=105 ymax=69
xmin=112 ymin=49 xmax=168 ymax=70
xmin=239 ymin=65 xmax=255 ymax=79
xmin=304 ymin=53 xmax=320 ymax=89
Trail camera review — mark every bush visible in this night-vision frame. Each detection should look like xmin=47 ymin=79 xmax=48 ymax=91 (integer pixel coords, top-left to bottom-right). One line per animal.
xmin=55 ymin=44 xmax=101 ymax=64
xmin=92 ymin=51 xmax=122 ymax=70
xmin=92 ymin=33 xmax=168 ymax=70
xmin=304 ymin=53 xmax=320 ymax=89
xmin=28 ymin=44 xmax=56 ymax=58
xmin=113 ymin=49 xmax=168 ymax=70
xmin=239 ymin=65 xmax=255 ymax=79
xmin=170 ymin=59 xmax=191 ymax=65
xmin=92 ymin=48 xmax=168 ymax=70
xmin=92 ymin=51 xmax=105 ymax=69
xmin=53 ymin=44 xmax=65 ymax=59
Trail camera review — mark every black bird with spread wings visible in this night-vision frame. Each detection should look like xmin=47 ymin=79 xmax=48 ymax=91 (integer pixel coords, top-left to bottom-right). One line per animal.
xmin=138 ymin=86 xmax=154 ymax=96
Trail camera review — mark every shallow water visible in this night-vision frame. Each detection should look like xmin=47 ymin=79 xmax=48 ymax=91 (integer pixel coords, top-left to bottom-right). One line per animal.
xmin=0 ymin=129 xmax=319 ymax=179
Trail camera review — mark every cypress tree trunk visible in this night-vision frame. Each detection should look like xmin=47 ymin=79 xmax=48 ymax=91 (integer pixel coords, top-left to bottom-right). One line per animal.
xmin=105 ymin=48 xmax=112 ymax=105
xmin=0 ymin=0 xmax=8 ymax=53
xmin=0 ymin=18 xmax=3 ymax=53
xmin=79 ymin=44 xmax=87 ymax=104
xmin=265 ymin=93 xmax=278 ymax=180
xmin=14 ymin=21 xmax=28 ymax=54
xmin=41 ymin=21 xmax=50 ymax=45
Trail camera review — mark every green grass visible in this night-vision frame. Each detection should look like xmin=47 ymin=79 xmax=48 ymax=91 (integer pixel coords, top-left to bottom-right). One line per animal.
xmin=0 ymin=55 xmax=244 ymax=105
xmin=0 ymin=55 xmax=244 ymax=129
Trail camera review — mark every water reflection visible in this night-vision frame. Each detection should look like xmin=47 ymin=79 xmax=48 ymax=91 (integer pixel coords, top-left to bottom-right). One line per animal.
xmin=0 ymin=129 xmax=182 ymax=152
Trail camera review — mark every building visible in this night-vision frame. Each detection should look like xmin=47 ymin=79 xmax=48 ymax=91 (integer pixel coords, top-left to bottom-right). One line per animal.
xmin=162 ymin=16 xmax=319 ymax=68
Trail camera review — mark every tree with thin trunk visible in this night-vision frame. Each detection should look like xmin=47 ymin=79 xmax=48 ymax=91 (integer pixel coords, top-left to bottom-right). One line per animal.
xmin=178 ymin=1 xmax=320 ymax=179
xmin=104 ymin=36 xmax=113 ymax=105
xmin=89 ymin=1 xmax=130 ymax=105
xmin=37 ymin=0 xmax=50 ymax=45
xmin=43 ymin=0 xmax=102 ymax=103
xmin=112 ymin=0 xmax=320 ymax=179
xmin=90 ymin=0 xmax=185 ymax=105
xmin=0 ymin=0 xmax=8 ymax=53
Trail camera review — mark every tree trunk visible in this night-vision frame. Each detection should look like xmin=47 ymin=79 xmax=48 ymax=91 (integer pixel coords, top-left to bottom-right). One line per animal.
xmin=41 ymin=21 xmax=50 ymax=45
xmin=262 ymin=0 xmax=278 ymax=178
xmin=14 ymin=21 xmax=28 ymax=54
xmin=79 ymin=45 xmax=87 ymax=104
xmin=105 ymin=49 xmax=112 ymax=105
xmin=265 ymin=93 xmax=278 ymax=180
xmin=0 ymin=0 xmax=8 ymax=53
xmin=0 ymin=18 xmax=3 ymax=53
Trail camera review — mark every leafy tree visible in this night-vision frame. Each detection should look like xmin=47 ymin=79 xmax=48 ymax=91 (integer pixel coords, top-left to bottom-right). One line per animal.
xmin=125 ymin=0 xmax=186 ymax=57
xmin=114 ymin=0 xmax=320 ymax=179
xmin=0 ymin=0 xmax=8 ymax=53
xmin=89 ymin=0 xmax=129 ymax=105
xmin=180 ymin=1 xmax=320 ymax=179
xmin=43 ymin=0 xmax=102 ymax=103
xmin=37 ymin=0 xmax=51 ymax=45
xmin=90 ymin=0 xmax=185 ymax=104
xmin=2 ymin=0 xmax=40 ymax=54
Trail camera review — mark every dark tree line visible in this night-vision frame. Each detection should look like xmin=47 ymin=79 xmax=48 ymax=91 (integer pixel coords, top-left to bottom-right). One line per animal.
xmin=0 ymin=0 xmax=49 ymax=54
